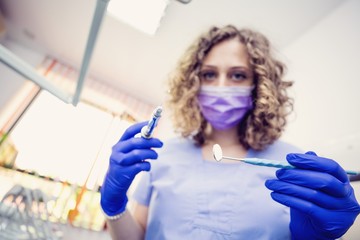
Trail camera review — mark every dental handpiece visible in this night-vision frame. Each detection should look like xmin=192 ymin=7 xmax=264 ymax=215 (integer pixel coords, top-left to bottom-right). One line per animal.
xmin=141 ymin=106 xmax=163 ymax=139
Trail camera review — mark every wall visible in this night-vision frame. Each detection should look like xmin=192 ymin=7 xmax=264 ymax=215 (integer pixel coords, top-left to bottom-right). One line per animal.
xmin=282 ymin=0 xmax=360 ymax=169
xmin=281 ymin=1 xmax=360 ymax=238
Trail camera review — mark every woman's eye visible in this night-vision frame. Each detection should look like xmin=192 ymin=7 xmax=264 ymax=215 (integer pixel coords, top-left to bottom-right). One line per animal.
xmin=200 ymin=71 xmax=217 ymax=81
xmin=230 ymin=72 xmax=247 ymax=81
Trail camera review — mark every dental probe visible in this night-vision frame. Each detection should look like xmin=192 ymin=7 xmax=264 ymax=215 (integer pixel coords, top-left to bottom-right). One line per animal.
xmin=212 ymin=144 xmax=359 ymax=175
xmin=141 ymin=106 xmax=163 ymax=139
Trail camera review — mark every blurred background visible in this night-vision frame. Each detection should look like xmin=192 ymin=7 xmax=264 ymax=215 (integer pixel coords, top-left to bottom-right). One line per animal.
xmin=0 ymin=0 xmax=359 ymax=239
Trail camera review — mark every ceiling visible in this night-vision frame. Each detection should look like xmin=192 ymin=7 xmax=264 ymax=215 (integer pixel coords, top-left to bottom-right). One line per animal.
xmin=0 ymin=0 xmax=345 ymax=105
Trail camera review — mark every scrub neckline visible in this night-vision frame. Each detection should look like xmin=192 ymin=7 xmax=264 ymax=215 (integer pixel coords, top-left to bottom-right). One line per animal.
xmin=197 ymin=144 xmax=254 ymax=165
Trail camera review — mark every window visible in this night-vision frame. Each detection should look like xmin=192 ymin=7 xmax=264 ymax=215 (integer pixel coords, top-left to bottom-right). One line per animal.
xmin=10 ymin=90 xmax=132 ymax=189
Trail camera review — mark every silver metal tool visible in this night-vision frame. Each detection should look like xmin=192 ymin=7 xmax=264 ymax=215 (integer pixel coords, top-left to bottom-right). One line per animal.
xmin=141 ymin=106 xmax=163 ymax=139
xmin=212 ymin=144 xmax=359 ymax=175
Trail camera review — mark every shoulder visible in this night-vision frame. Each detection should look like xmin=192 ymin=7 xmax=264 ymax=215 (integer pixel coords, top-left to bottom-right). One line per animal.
xmin=250 ymin=140 xmax=303 ymax=161
xmin=268 ymin=140 xmax=302 ymax=153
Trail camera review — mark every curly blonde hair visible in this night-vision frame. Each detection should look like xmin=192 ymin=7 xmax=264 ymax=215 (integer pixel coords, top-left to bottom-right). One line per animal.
xmin=166 ymin=25 xmax=293 ymax=150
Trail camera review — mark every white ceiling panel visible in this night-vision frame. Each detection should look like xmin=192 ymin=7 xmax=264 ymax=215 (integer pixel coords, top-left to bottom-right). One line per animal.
xmin=0 ymin=0 xmax=345 ymax=105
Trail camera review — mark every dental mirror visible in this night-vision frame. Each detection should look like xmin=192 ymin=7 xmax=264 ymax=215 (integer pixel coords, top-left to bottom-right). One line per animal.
xmin=212 ymin=144 xmax=244 ymax=162
xmin=212 ymin=144 xmax=223 ymax=162
xmin=211 ymin=144 xmax=359 ymax=175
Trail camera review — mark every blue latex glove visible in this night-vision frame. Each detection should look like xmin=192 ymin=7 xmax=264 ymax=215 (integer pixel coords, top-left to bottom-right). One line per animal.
xmin=100 ymin=121 xmax=163 ymax=216
xmin=265 ymin=151 xmax=360 ymax=240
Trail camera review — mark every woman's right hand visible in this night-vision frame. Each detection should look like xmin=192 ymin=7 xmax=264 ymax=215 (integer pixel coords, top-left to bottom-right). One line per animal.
xmin=100 ymin=121 xmax=163 ymax=216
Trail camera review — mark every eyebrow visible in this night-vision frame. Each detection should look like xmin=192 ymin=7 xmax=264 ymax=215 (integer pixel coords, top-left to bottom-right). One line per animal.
xmin=229 ymin=66 xmax=251 ymax=72
xmin=201 ymin=65 xmax=251 ymax=72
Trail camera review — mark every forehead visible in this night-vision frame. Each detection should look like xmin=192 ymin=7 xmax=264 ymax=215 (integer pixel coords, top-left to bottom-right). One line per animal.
xmin=203 ymin=38 xmax=250 ymax=67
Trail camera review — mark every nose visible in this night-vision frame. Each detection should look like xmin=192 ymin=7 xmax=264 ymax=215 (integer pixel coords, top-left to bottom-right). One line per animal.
xmin=217 ymin=73 xmax=227 ymax=86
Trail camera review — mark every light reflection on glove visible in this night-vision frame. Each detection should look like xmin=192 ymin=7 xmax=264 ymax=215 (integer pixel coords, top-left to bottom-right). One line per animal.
xmin=100 ymin=121 xmax=163 ymax=216
xmin=265 ymin=151 xmax=360 ymax=240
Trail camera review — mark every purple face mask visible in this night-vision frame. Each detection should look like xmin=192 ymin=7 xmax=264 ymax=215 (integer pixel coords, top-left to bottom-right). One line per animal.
xmin=197 ymin=85 xmax=254 ymax=130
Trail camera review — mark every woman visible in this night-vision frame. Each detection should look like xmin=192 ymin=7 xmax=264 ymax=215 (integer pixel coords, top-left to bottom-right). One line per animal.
xmin=100 ymin=25 xmax=360 ymax=239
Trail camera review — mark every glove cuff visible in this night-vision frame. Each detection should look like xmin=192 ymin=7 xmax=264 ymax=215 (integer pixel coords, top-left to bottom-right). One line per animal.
xmin=101 ymin=207 xmax=128 ymax=221
xmin=100 ymin=195 xmax=128 ymax=216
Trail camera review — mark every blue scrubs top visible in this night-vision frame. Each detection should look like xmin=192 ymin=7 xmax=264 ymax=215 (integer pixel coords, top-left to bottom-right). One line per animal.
xmin=133 ymin=138 xmax=302 ymax=240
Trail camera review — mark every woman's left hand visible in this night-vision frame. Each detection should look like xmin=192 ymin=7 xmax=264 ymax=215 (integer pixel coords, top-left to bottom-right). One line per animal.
xmin=265 ymin=151 xmax=360 ymax=240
